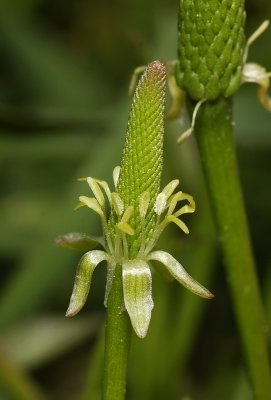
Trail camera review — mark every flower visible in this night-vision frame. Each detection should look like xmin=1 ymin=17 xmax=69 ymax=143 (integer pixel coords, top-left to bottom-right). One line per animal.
xmin=56 ymin=61 xmax=213 ymax=339
xmin=57 ymin=171 xmax=213 ymax=338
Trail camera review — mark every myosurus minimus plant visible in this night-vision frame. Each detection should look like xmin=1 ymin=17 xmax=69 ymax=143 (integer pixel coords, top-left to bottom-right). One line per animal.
xmin=56 ymin=60 xmax=213 ymax=399
xmin=57 ymin=61 xmax=213 ymax=336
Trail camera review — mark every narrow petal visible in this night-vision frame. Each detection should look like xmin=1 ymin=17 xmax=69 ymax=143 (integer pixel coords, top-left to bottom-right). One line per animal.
xmin=87 ymin=177 xmax=105 ymax=206
xmin=113 ymin=166 xmax=121 ymax=188
xmin=78 ymin=196 xmax=104 ymax=217
xmin=167 ymin=192 xmax=195 ymax=216
xmin=139 ymin=191 xmax=150 ymax=219
xmin=66 ymin=250 xmax=108 ymax=317
xmin=55 ymin=232 xmax=103 ymax=251
xmin=117 ymin=221 xmax=135 ymax=236
xmin=161 ymin=179 xmax=179 ymax=199
xmin=147 ymin=251 xmax=214 ymax=299
xmin=121 ymin=205 xmax=134 ymax=223
xmin=122 ymin=260 xmax=153 ymax=338
xmin=154 ymin=193 xmax=167 ymax=215
xmin=97 ymin=180 xmax=112 ymax=206
xmin=165 ymin=215 xmax=189 ymax=234
xmin=111 ymin=192 xmax=124 ymax=216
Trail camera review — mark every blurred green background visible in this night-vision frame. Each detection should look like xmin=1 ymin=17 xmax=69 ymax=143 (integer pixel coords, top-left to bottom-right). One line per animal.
xmin=0 ymin=1 xmax=270 ymax=399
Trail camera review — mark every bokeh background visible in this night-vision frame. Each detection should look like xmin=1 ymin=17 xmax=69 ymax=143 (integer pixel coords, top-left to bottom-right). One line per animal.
xmin=0 ymin=1 xmax=270 ymax=399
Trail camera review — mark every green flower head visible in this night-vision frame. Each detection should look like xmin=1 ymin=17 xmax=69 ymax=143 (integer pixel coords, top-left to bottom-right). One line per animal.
xmin=56 ymin=61 xmax=213 ymax=339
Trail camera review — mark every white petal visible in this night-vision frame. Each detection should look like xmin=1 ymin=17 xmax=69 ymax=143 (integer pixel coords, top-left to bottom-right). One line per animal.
xmin=139 ymin=191 xmax=150 ymax=219
xmin=87 ymin=177 xmax=105 ymax=206
xmin=242 ymin=63 xmax=271 ymax=112
xmin=111 ymin=192 xmax=124 ymax=216
xmin=97 ymin=180 xmax=112 ymax=206
xmin=154 ymin=192 xmax=167 ymax=215
xmin=122 ymin=260 xmax=153 ymax=338
xmin=117 ymin=221 xmax=135 ymax=236
xmin=113 ymin=166 xmax=121 ymax=188
xmin=66 ymin=250 xmax=108 ymax=317
xmin=161 ymin=179 xmax=179 ymax=199
xmin=165 ymin=215 xmax=189 ymax=234
xmin=167 ymin=192 xmax=195 ymax=216
xmin=121 ymin=205 xmax=134 ymax=223
xmin=147 ymin=251 xmax=214 ymax=299
xmin=78 ymin=196 xmax=104 ymax=217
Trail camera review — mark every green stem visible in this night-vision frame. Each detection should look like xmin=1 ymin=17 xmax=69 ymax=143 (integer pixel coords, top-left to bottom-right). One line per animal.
xmin=102 ymin=264 xmax=131 ymax=400
xmin=194 ymin=96 xmax=271 ymax=399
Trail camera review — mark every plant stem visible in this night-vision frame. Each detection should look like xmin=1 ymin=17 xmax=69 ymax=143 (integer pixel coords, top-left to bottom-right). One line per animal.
xmin=102 ymin=264 xmax=131 ymax=400
xmin=194 ymin=96 xmax=271 ymax=399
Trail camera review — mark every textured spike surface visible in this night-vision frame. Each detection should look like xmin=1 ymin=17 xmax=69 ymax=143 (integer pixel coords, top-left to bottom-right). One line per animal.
xmin=117 ymin=61 xmax=166 ymax=257
xmin=176 ymin=0 xmax=246 ymax=100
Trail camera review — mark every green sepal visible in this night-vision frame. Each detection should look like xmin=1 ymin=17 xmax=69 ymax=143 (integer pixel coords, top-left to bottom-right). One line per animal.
xmin=148 ymin=250 xmax=214 ymax=299
xmin=55 ymin=232 xmax=103 ymax=252
xmin=66 ymin=250 xmax=108 ymax=317
xmin=122 ymin=260 xmax=153 ymax=338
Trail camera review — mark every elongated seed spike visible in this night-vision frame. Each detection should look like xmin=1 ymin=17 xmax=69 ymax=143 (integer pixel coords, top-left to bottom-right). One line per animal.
xmin=116 ymin=60 xmax=167 ymax=257
xmin=176 ymin=0 xmax=246 ymax=100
